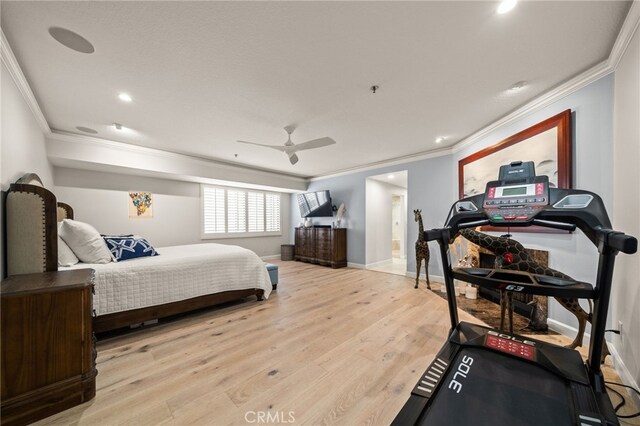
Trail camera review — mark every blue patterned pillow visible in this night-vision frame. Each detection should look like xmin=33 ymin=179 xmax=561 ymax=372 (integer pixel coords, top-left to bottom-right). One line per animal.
xmin=103 ymin=236 xmax=158 ymax=262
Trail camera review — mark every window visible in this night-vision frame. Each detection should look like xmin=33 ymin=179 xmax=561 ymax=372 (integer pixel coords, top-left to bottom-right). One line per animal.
xmin=201 ymin=185 xmax=281 ymax=238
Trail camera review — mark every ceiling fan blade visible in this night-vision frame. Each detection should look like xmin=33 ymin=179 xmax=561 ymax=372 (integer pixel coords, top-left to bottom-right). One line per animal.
xmin=289 ymin=153 xmax=299 ymax=165
xmin=236 ymin=140 xmax=286 ymax=152
xmin=291 ymin=137 xmax=336 ymax=152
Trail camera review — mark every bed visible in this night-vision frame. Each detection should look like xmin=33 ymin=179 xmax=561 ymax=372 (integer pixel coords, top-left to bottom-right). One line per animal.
xmin=5 ymin=175 xmax=271 ymax=333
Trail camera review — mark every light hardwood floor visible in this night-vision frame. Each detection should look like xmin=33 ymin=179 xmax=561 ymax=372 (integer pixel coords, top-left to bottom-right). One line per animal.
xmin=36 ymin=261 xmax=638 ymax=425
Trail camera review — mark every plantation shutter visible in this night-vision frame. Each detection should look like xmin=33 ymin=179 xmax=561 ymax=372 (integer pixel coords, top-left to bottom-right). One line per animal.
xmin=265 ymin=193 xmax=281 ymax=232
xmin=203 ymin=187 xmax=225 ymax=233
xmin=247 ymin=192 xmax=265 ymax=232
xmin=227 ymin=190 xmax=247 ymax=233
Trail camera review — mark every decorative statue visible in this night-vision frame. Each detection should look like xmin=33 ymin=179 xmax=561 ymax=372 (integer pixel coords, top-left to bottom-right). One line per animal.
xmin=413 ymin=209 xmax=431 ymax=290
xmin=336 ymin=202 xmax=346 ymax=228
xmin=458 ymin=228 xmax=608 ymax=360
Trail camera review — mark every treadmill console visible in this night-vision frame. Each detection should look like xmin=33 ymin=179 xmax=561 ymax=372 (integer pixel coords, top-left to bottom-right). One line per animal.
xmin=483 ymin=161 xmax=549 ymax=224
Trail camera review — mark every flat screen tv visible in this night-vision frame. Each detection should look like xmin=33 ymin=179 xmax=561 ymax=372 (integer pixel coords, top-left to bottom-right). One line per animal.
xmin=297 ymin=190 xmax=333 ymax=217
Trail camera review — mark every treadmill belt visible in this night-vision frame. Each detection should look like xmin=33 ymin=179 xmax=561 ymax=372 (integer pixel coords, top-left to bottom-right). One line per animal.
xmin=419 ymin=347 xmax=573 ymax=426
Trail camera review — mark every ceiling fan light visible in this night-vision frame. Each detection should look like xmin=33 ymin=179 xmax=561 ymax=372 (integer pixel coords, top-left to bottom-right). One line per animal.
xmin=289 ymin=153 xmax=299 ymax=165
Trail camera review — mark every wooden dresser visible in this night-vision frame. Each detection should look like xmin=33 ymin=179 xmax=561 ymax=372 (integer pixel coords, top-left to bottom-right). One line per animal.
xmin=1 ymin=269 xmax=97 ymax=426
xmin=295 ymin=227 xmax=347 ymax=268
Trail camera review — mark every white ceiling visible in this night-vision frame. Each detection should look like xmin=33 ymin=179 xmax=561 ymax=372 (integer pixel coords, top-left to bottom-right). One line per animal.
xmin=1 ymin=1 xmax=631 ymax=179
xmin=369 ymin=171 xmax=408 ymax=190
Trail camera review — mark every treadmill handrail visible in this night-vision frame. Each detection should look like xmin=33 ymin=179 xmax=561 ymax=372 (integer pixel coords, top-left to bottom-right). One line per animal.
xmin=531 ymin=219 xmax=576 ymax=232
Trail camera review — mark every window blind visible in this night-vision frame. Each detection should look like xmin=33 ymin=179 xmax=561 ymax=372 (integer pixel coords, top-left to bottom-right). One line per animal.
xmin=202 ymin=185 xmax=280 ymax=237
xmin=203 ymin=186 xmax=225 ymax=234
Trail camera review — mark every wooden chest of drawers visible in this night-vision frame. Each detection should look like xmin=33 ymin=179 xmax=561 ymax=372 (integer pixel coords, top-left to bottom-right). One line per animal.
xmin=1 ymin=269 xmax=97 ymax=426
xmin=294 ymin=227 xmax=347 ymax=268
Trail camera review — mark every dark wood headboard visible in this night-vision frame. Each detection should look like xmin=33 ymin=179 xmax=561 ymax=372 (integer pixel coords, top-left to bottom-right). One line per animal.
xmin=5 ymin=173 xmax=74 ymax=276
xmin=57 ymin=202 xmax=74 ymax=221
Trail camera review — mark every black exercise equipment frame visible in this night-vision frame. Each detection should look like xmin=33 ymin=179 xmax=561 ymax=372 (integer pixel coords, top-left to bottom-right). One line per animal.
xmin=393 ymin=170 xmax=637 ymax=425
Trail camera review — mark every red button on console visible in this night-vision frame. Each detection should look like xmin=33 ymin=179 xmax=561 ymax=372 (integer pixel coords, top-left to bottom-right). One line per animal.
xmin=516 ymin=216 xmax=529 ymax=220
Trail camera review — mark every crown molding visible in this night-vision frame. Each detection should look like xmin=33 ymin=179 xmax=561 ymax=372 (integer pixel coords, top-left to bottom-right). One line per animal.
xmin=309 ymin=146 xmax=453 ymax=182
xmin=1 ymin=29 xmax=51 ymax=134
xmin=608 ymin=0 xmax=640 ymax=70
xmin=47 ymin=131 xmax=309 ymax=191
xmin=4 ymin=2 xmax=639 ymax=184
xmin=451 ymin=60 xmax=612 ymax=154
xmin=452 ymin=1 xmax=640 ymax=154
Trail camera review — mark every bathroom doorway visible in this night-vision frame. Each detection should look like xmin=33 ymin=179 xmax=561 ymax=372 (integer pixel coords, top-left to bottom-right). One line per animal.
xmin=365 ymin=171 xmax=408 ymax=276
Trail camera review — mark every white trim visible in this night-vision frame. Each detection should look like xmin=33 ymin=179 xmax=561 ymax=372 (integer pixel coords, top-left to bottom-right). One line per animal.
xmin=365 ymin=259 xmax=394 ymax=269
xmin=260 ymin=254 xmax=281 ymax=261
xmin=407 ymin=271 xmax=444 ymax=284
xmin=608 ymin=344 xmax=640 ymax=409
xmin=608 ymin=0 xmax=640 ymax=70
xmin=201 ymin=232 xmax=283 ymax=240
xmin=547 ymin=318 xmax=592 ymax=343
xmin=312 ymin=3 xmax=640 ymax=180
xmin=347 ymin=262 xmax=365 ymax=269
xmin=310 ymin=147 xmax=452 ymax=182
xmin=3 ymin=5 xmax=639 ymax=183
xmin=0 ymin=29 xmax=50 ymax=134
xmin=48 ymin=131 xmax=308 ymax=183
xmin=48 ymin=132 xmax=307 ymax=192
xmin=451 ymin=61 xmax=612 ymax=154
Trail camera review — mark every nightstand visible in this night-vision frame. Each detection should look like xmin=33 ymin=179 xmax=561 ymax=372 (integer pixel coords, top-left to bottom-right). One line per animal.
xmin=1 ymin=269 xmax=97 ymax=425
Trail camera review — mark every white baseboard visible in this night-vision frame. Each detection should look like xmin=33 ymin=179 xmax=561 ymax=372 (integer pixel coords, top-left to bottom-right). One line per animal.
xmin=348 ymin=262 xmax=365 ymax=269
xmin=365 ymin=259 xmax=393 ymax=269
xmin=260 ymin=254 xmax=281 ymax=260
xmin=547 ymin=319 xmax=592 ymax=343
xmin=406 ymin=271 xmax=445 ymax=283
xmin=608 ymin=344 xmax=640 ymax=409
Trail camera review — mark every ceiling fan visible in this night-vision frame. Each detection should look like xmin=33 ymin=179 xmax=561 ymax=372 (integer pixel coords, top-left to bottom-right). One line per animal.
xmin=237 ymin=126 xmax=336 ymax=165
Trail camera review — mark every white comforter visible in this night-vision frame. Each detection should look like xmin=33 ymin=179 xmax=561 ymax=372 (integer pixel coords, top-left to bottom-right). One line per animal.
xmin=62 ymin=243 xmax=271 ymax=316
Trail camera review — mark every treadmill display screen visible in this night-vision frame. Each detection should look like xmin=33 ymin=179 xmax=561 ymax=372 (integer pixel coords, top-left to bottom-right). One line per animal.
xmin=485 ymin=334 xmax=536 ymax=361
xmin=501 ymin=186 xmax=527 ymax=197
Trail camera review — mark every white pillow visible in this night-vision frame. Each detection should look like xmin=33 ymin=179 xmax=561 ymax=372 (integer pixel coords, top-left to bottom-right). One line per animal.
xmin=58 ymin=236 xmax=79 ymax=267
xmin=58 ymin=219 xmax=113 ymax=264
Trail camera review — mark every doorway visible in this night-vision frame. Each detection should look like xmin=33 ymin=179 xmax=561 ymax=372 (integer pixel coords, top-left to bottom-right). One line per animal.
xmin=365 ymin=171 xmax=408 ymax=276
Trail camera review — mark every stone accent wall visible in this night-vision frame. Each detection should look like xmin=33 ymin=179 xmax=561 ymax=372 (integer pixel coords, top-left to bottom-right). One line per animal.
xmin=463 ymin=238 xmax=549 ymax=326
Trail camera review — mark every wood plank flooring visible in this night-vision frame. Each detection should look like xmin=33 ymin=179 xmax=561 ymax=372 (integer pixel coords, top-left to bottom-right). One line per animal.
xmin=35 ymin=261 xmax=638 ymax=425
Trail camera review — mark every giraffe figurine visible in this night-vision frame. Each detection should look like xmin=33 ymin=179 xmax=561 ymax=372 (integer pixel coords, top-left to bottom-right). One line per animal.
xmin=413 ymin=209 xmax=431 ymax=290
xmin=458 ymin=229 xmax=609 ymax=361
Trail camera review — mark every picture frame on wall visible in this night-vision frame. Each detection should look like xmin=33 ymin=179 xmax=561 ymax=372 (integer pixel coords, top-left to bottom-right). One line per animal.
xmin=458 ymin=109 xmax=572 ymax=232
xmin=128 ymin=192 xmax=153 ymax=219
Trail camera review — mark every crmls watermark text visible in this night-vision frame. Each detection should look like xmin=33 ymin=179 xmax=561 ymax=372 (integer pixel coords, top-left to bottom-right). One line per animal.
xmin=244 ymin=411 xmax=295 ymax=423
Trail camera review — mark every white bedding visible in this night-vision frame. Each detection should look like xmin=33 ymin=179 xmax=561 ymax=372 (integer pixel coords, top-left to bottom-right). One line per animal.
xmin=61 ymin=243 xmax=271 ymax=316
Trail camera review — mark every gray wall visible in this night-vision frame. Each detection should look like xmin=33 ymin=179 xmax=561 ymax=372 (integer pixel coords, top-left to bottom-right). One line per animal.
xmin=452 ymin=74 xmax=615 ymax=332
xmin=612 ymin=27 xmax=640 ymax=389
xmin=292 ymin=155 xmax=453 ymax=275
xmin=292 ymin=74 xmax=616 ymax=335
xmin=54 ymin=168 xmax=291 ymax=257
xmin=1 ymin=65 xmax=53 ymax=190
xmin=1 ymin=63 xmax=54 ymax=279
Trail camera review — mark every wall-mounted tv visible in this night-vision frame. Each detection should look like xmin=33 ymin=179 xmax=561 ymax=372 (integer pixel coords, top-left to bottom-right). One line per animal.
xmin=297 ymin=190 xmax=333 ymax=217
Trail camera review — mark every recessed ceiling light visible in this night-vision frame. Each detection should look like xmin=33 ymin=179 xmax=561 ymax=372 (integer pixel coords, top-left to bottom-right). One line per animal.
xmin=509 ymin=80 xmax=528 ymax=91
xmin=76 ymin=126 xmax=98 ymax=134
xmin=118 ymin=93 xmax=132 ymax=102
xmin=497 ymin=0 xmax=517 ymax=14
xmin=388 ymin=174 xmax=395 ymax=179
xmin=435 ymin=136 xmax=446 ymax=144
xmin=113 ymin=123 xmax=123 ymax=130
xmin=48 ymin=27 xmax=95 ymax=54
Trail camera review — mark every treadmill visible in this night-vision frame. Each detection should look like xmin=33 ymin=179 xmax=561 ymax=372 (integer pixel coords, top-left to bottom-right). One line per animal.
xmin=393 ymin=161 xmax=637 ymax=426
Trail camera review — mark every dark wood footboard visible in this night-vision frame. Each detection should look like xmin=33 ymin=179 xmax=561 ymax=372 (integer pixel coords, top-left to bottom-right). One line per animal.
xmin=94 ymin=289 xmax=264 ymax=333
